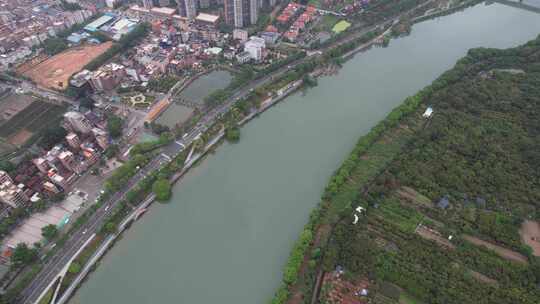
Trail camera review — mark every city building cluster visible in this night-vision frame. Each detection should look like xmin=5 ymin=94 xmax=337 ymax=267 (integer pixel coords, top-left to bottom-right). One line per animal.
xmin=71 ymin=62 xmax=130 ymax=92
xmin=71 ymin=61 xmax=143 ymax=92
xmin=281 ymin=3 xmax=317 ymax=42
xmin=69 ymin=8 xmax=278 ymax=93
xmin=0 ymin=110 xmax=110 ymax=211
xmin=0 ymin=0 xmax=100 ymax=69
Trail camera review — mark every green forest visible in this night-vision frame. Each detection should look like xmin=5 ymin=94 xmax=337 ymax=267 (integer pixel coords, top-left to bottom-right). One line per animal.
xmin=280 ymin=35 xmax=540 ymax=304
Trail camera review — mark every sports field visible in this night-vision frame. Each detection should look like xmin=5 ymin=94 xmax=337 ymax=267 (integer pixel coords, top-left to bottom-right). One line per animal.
xmin=332 ymin=20 xmax=352 ymax=34
xmin=22 ymin=42 xmax=113 ymax=90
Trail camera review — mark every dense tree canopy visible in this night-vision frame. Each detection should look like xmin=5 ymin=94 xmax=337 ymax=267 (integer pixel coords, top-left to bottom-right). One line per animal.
xmin=147 ymin=75 xmax=178 ymax=93
xmin=41 ymin=224 xmax=58 ymax=241
xmin=42 ymin=37 xmax=68 ymax=56
xmin=11 ymin=243 xmax=38 ymax=267
xmin=152 ymin=178 xmax=172 ymax=202
xmin=39 ymin=126 xmax=67 ymax=149
xmin=107 ymin=114 xmax=123 ymax=138
xmin=0 ymin=160 xmax=15 ymax=173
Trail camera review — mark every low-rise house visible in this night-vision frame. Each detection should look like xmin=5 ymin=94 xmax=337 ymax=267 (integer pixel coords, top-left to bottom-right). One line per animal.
xmin=437 ymin=196 xmax=450 ymax=209
xmin=260 ymin=32 xmax=280 ymax=45
xmin=236 ymin=51 xmax=251 ymax=64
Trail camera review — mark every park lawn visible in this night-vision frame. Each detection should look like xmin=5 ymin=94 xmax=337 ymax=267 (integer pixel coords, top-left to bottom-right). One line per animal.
xmin=332 ymin=20 xmax=352 ymax=34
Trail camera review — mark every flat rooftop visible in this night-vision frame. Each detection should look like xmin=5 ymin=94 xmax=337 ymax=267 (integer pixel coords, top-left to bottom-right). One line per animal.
xmin=85 ymin=15 xmax=114 ymax=32
xmin=196 ymin=13 xmax=220 ymax=23
xmin=151 ymin=7 xmax=176 ymax=15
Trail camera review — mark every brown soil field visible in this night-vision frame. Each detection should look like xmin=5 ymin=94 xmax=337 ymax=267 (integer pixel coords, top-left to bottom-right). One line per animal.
xmin=23 ymin=42 xmax=113 ymax=90
xmin=415 ymin=225 xmax=454 ymax=249
xmin=463 ymin=235 xmax=528 ymax=264
xmin=520 ymin=220 xmax=540 ymax=256
xmin=8 ymin=129 xmax=33 ymax=146
xmin=397 ymin=186 xmax=432 ymax=208
xmin=469 ymin=270 xmax=498 ymax=286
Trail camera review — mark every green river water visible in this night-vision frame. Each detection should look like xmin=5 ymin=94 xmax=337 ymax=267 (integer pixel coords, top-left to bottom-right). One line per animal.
xmin=71 ymin=3 xmax=540 ymax=304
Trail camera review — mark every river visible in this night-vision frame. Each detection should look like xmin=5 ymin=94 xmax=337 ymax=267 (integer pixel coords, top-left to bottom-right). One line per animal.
xmin=71 ymin=3 xmax=540 ymax=304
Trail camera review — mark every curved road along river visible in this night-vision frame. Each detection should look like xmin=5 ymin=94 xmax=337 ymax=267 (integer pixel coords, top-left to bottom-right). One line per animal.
xmin=71 ymin=3 xmax=540 ymax=304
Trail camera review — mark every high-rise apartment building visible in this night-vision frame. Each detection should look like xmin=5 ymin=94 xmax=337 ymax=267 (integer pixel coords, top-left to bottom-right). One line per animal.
xmin=177 ymin=0 xmax=197 ymax=19
xmin=142 ymin=0 xmax=154 ymax=9
xmin=229 ymin=0 xmax=258 ymax=28
xmin=249 ymin=0 xmax=258 ymax=25
xmin=199 ymin=0 xmax=210 ymax=9
xmin=224 ymin=0 xmax=234 ymax=24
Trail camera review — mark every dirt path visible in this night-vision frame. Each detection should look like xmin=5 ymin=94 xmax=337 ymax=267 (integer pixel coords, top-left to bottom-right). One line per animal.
xmin=469 ymin=270 xmax=498 ymax=286
xmin=416 ymin=225 xmax=454 ymax=249
xmin=463 ymin=235 xmax=528 ymax=264
xmin=520 ymin=220 xmax=540 ymax=256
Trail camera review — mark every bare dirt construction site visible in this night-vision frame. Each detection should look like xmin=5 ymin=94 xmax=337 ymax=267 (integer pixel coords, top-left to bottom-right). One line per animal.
xmin=520 ymin=220 xmax=540 ymax=256
xmin=21 ymin=41 xmax=113 ymax=90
